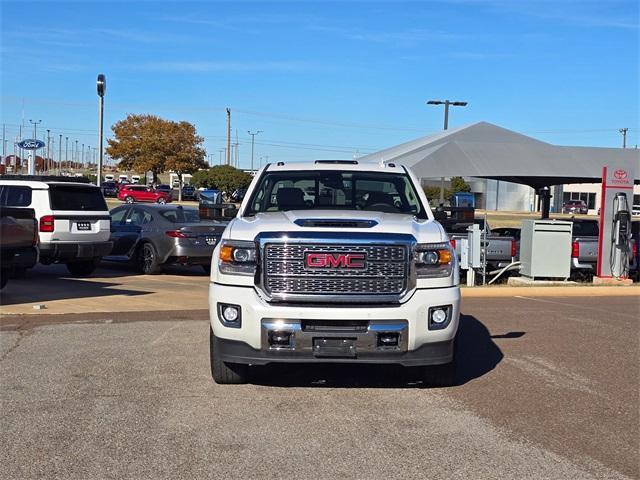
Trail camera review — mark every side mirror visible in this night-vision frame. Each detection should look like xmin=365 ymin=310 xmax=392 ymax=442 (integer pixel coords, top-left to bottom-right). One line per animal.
xmin=223 ymin=207 xmax=238 ymax=218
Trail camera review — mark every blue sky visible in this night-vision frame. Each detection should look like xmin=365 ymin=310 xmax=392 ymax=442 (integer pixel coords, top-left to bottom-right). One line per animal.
xmin=1 ymin=0 xmax=638 ymax=168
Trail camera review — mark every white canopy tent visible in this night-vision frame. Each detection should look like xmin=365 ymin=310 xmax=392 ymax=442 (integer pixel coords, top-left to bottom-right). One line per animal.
xmin=359 ymin=122 xmax=639 ymax=190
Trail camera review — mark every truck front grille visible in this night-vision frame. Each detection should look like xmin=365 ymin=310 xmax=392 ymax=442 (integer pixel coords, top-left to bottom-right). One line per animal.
xmin=263 ymin=243 xmax=408 ymax=297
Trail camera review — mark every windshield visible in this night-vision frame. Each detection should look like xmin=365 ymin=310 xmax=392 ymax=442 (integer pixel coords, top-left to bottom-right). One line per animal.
xmin=160 ymin=208 xmax=200 ymax=223
xmin=245 ymin=170 xmax=426 ymax=218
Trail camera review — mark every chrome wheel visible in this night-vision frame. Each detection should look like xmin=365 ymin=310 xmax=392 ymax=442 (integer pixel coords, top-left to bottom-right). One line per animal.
xmin=157 ymin=197 xmax=166 ymax=204
xmin=125 ymin=196 xmax=134 ymax=204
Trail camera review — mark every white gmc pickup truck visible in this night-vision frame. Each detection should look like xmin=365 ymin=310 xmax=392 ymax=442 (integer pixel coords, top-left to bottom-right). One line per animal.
xmin=208 ymin=160 xmax=460 ymax=385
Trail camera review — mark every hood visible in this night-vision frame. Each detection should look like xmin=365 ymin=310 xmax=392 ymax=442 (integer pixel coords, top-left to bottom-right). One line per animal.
xmin=226 ymin=210 xmax=446 ymax=244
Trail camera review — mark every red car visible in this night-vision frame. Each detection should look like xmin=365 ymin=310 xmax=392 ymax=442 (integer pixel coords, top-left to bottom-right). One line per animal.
xmin=118 ymin=185 xmax=172 ymax=204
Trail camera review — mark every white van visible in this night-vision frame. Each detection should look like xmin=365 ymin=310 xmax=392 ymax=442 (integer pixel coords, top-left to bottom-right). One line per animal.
xmin=118 ymin=174 xmax=128 ymax=183
xmin=104 ymin=174 xmax=115 ymax=182
xmin=131 ymin=175 xmax=141 ymax=184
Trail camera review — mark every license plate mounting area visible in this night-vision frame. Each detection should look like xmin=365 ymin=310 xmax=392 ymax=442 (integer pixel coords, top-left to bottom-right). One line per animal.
xmin=312 ymin=338 xmax=356 ymax=358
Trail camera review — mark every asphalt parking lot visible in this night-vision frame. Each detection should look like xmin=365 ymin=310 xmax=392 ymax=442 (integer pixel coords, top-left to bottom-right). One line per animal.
xmin=1 ymin=294 xmax=638 ymax=479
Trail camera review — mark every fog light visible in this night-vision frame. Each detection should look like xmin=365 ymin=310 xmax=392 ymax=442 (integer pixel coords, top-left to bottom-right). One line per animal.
xmin=223 ymin=306 xmax=239 ymax=322
xmin=428 ymin=305 xmax=452 ymax=330
xmin=217 ymin=303 xmax=241 ymax=328
xmin=431 ymin=309 xmax=447 ymax=324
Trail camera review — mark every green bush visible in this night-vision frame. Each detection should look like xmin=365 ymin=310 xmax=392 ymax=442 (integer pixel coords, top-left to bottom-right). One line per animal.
xmin=191 ymin=165 xmax=253 ymax=193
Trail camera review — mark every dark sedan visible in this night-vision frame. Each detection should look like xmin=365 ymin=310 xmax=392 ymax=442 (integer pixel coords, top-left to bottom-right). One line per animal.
xmin=182 ymin=184 xmax=197 ymax=200
xmin=104 ymin=204 xmax=227 ymax=274
xmin=101 ymin=181 xmax=119 ymax=197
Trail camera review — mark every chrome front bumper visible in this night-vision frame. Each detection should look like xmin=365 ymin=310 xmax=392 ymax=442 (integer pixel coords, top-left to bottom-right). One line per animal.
xmin=260 ymin=319 xmax=409 ymax=356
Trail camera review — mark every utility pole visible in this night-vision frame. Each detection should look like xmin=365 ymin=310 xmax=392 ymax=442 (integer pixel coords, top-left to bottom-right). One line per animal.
xmin=1 ymin=124 xmax=5 ymax=164
xmin=65 ymin=137 xmax=69 ymax=170
xmin=247 ymin=130 xmax=262 ymax=172
xmin=426 ymin=99 xmax=468 ymax=203
xmin=74 ymin=140 xmax=78 ymax=167
xmin=28 ymin=119 xmax=42 ymax=174
xmin=226 ymin=107 xmax=231 ymax=165
xmin=46 ymin=129 xmax=51 ymax=172
xmin=234 ymin=130 xmax=239 ymax=167
xmin=619 ymin=128 xmax=628 ymax=149
xmin=218 ymin=149 xmax=224 ymax=165
xmin=58 ymin=134 xmax=62 ymax=175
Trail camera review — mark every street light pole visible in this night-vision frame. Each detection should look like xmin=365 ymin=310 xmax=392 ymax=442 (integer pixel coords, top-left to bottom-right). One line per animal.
xmin=96 ymin=74 xmax=106 ymax=186
xmin=247 ymin=130 xmax=262 ymax=172
xmin=426 ymin=100 xmax=468 ymax=202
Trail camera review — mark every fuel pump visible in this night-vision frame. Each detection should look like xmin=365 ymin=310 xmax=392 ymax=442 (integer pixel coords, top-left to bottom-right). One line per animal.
xmin=610 ymin=192 xmax=632 ymax=278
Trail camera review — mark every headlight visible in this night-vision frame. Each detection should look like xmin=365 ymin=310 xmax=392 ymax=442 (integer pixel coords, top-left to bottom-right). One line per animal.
xmin=414 ymin=242 xmax=454 ymax=278
xmin=218 ymin=240 xmax=257 ymax=276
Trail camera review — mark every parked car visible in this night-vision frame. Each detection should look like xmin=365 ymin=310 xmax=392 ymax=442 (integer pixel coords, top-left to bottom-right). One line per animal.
xmin=104 ymin=174 xmax=115 ymax=182
xmin=564 ymin=218 xmax=636 ymax=279
xmin=104 ymin=204 xmax=227 ymax=274
xmin=118 ymin=185 xmax=172 ymax=204
xmin=181 ymin=184 xmax=197 ymax=200
xmin=101 ymin=181 xmax=119 ymax=198
xmin=0 ymin=176 xmax=113 ymax=276
xmin=443 ymin=218 xmax=518 ymax=271
xmin=631 ymin=221 xmax=639 ymax=281
xmin=632 ymin=204 xmax=640 ymax=217
xmin=155 ymin=184 xmax=172 ymax=194
xmin=0 ymin=206 xmax=38 ymax=289
xmin=562 ymin=200 xmax=588 ymax=214
xmin=131 ymin=175 xmax=141 ymax=184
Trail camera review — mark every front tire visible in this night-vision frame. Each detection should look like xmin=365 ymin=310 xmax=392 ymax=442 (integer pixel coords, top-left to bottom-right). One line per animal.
xmin=66 ymin=257 xmax=100 ymax=276
xmin=138 ymin=242 xmax=161 ymax=275
xmin=210 ymin=329 xmax=248 ymax=384
xmin=157 ymin=197 xmax=167 ymax=204
xmin=0 ymin=269 xmax=8 ymax=289
xmin=125 ymin=196 xmax=134 ymax=204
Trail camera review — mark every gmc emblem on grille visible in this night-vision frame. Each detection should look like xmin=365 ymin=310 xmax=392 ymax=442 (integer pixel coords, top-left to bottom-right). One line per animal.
xmin=305 ymin=252 xmax=366 ymax=269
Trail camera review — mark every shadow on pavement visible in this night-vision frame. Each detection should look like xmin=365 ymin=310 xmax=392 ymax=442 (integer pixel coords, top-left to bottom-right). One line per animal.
xmin=249 ymin=314 xmax=505 ymax=388
xmin=0 ymin=271 xmax=150 ymax=307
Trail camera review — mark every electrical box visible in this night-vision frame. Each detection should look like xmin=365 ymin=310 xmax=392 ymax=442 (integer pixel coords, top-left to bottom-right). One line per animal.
xmin=520 ymin=220 xmax=573 ymax=280
xmin=467 ymin=224 xmax=482 ymax=269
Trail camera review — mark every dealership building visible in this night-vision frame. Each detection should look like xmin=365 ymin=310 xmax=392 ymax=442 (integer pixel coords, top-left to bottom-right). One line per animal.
xmin=360 ymin=122 xmax=639 ymax=213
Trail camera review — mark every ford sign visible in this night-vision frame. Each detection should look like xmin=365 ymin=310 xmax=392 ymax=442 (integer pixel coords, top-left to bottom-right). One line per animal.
xmin=16 ymin=139 xmax=45 ymax=150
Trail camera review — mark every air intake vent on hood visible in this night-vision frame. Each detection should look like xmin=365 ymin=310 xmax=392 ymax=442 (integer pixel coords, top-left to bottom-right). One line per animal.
xmin=294 ymin=219 xmax=378 ymax=228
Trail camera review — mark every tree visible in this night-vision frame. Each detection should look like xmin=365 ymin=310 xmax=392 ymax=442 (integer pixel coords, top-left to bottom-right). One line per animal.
xmin=192 ymin=165 xmax=253 ymax=198
xmin=106 ymin=114 xmax=206 ymax=194
xmin=423 ymin=185 xmax=450 ymax=206
xmin=450 ymin=176 xmax=471 ymax=193
xmin=162 ymin=121 xmax=206 ymax=201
